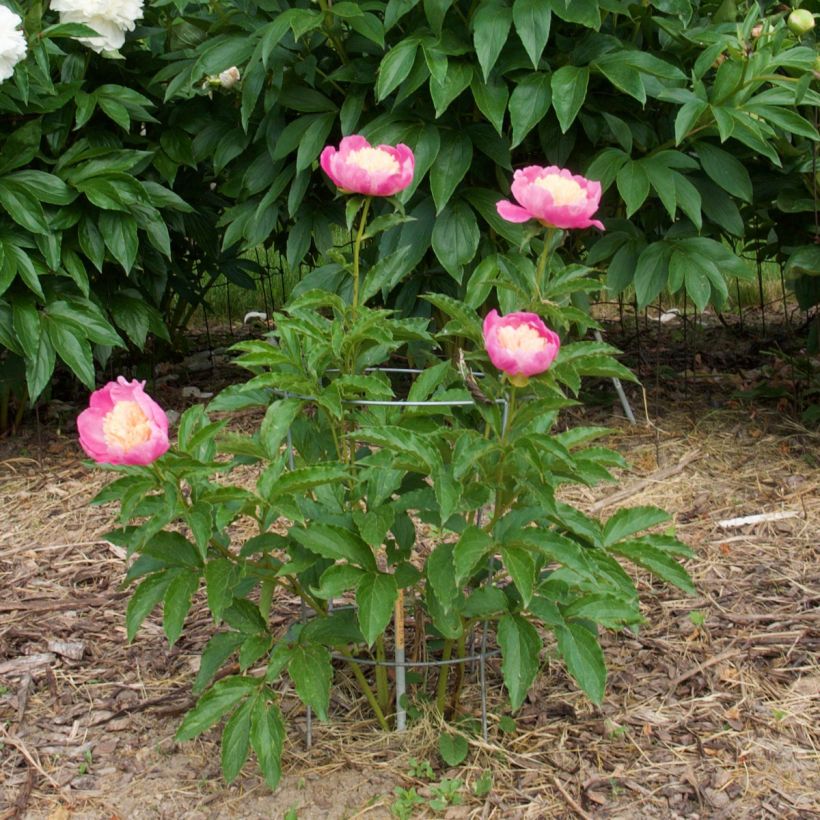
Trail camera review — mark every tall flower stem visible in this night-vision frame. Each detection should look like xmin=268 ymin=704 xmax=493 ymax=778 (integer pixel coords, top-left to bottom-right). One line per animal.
xmin=375 ymin=634 xmax=390 ymax=712
xmin=534 ymin=227 xmax=557 ymax=299
xmin=435 ymin=639 xmax=454 ymax=713
xmin=352 ymin=197 xmax=372 ymax=315
xmin=339 ymin=649 xmax=390 ymax=731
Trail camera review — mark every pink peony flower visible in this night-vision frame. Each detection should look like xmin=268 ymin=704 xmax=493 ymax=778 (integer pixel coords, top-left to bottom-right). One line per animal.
xmin=320 ymin=135 xmax=414 ymax=197
xmin=483 ymin=309 xmax=560 ymax=387
xmin=496 ymin=166 xmax=604 ymax=230
xmin=78 ymin=377 xmax=170 ymax=466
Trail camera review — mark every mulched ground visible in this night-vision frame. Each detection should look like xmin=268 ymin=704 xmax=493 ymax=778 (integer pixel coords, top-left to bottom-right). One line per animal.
xmin=1 ymin=315 xmax=818 ymax=819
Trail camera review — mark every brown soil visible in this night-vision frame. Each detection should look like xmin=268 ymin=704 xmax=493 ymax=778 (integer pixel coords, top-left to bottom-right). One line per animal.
xmin=1 ymin=319 xmax=819 ymax=820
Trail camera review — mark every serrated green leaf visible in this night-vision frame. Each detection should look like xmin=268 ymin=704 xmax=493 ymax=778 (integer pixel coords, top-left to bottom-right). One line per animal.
xmin=554 ymin=622 xmax=606 ymax=703
xmin=176 ymin=676 xmax=258 ymax=742
xmin=497 ymin=613 xmax=541 ymax=710
xmin=356 ymin=572 xmax=398 ymax=647
xmin=289 ymin=644 xmax=332 ymax=720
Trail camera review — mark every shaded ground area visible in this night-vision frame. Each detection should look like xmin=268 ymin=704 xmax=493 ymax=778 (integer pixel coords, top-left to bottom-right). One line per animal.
xmin=1 ymin=318 xmax=819 ymax=819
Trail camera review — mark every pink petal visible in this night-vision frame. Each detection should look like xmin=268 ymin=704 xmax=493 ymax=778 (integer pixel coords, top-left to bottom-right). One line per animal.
xmin=496 ymin=200 xmax=533 ymax=223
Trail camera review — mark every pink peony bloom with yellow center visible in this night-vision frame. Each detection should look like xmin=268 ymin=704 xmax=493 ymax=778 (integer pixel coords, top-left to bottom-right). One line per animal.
xmin=320 ymin=135 xmax=414 ymax=197
xmin=77 ymin=377 xmax=169 ymax=465
xmin=483 ymin=309 xmax=560 ymax=387
xmin=496 ymin=165 xmax=604 ymax=231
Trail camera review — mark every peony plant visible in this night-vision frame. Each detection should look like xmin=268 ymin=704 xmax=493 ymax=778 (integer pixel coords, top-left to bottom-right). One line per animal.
xmin=87 ymin=137 xmax=694 ymax=788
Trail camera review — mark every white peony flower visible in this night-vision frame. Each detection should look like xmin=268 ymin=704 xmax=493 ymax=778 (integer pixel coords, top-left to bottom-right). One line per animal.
xmin=50 ymin=0 xmax=144 ymax=54
xmin=0 ymin=5 xmax=27 ymax=83
xmin=219 ymin=66 xmax=241 ymax=89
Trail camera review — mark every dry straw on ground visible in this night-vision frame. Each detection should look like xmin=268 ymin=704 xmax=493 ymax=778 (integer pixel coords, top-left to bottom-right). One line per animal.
xmin=1 ymin=340 xmax=819 ymax=819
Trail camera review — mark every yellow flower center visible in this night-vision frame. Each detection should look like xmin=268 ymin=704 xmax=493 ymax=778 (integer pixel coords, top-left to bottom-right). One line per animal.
xmin=347 ymin=147 xmax=400 ymax=176
xmin=102 ymin=401 xmax=152 ymax=451
xmin=534 ymin=174 xmax=585 ymax=207
xmin=497 ymin=324 xmax=548 ymax=355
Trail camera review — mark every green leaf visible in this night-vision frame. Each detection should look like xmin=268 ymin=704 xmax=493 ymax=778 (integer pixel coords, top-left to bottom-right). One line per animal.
xmin=603 ymin=506 xmax=671 ymax=547
xmin=616 ymin=161 xmax=650 ymax=217
xmin=497 ymin=614 xmax=541 ymax=710
xmin=562 ymin=594 xmax=642 ymax=629
xmin=290 ymin=523 xmax=377 ymax=571
xmin=26 ymin=334 xmax=55 ymax=401
xmin=353 ymin=506 xmax=395 ymax=549
xmin=126 ymin=572 xmax=173 ymax=642
xmin=453 ymin=526 xmax=493 ymax=586
xmin=221 ymin=696 xmax=253 ymax=783
xmin=99 ymin=211 xmax=138 ymax=273
xmin=550 ymin=66 xmax=588 ymax=133
xmin=350 ymin=13 xmax=385 ymax=46
xmin=360 ymin=245 xmax=413 ymax=303
xmin=12 ymin=296 xmax=40 ymax=360
xmin=472 ymin=1 xmax=512 ymax=81
xmin=430 ymin=130 xmax=472 ymax=214
xmin=426 ymin=543 xmax=457 ymax=614
xmin=205 ymin=558 xmax=239 ymax=623
xmin=675 ymin=99 xmax=707 ymax=145
xmin=163 ymin=570 xmax=199 ymax=647
xmin=239 ymin=632 xmax=273 ymax=672
xmin=376 ymin=38 xmax=419 ymax=101
xmin=288 ymin=645 xmax=333 ymax=720
xmin=513 ymin=0 xmax=551 ymax=68
xmin=431 ymin=200 xmax=479 ymax=280
xmin=268 ymin=464 xmax=350 ymax=497
xmin=634 ymin=242 xmax=670 ymax=309
xmin=501 ymin=546 xmax=535 ymax=607
xmin=430 ymin=61 xmax=473 ymax=117
xmin=0 ymin=181 xmax=50 ymax=234
xmin=296 ymin=112 xmax=336 ymax=172
xmin=470 ymin=73 xmax=508 ymax=136
xmin=554 ymin=622 xmax=606 ymax=703
xmin=423 ymin=0 xmax=452 ymax=33
xmin=142 ymin=532 xmax=202 ymax=569
xmin=195 ymin=632 xmax=244 ymax=694
xmin=547 ymin=0 xmax=599 ymax=28
xmin=610 ymin=541 xmax=695 ymax=594
xmin=260 ymin=398 xmax=303 ymax=459
xmin=44 ymin=316 xmax=95 ymax=389
xmin=250 ymin=699 xmax=284 ymax=789
xmin=6 ymin=171 xmax=75 ymax=205
xmin=439 ymin=732 xmax=468 ymax=766
xmin=694 ymin=142 xmax=752 ymax=203
xmin=508 ymin=73 xmax=551 ymax=148
xmin=45 ymin=301 xmax=123 ymax=348
xmin=313 ymin=564 xmax=365 ymax=600
xmin=176 ymin=676 xmax=257 ymax=742
xmin=595 ymin=55 xmax=645 ymax=104
xmin=356 ymin=572 xmax=398 ymax=647
xmin=462 ymin=586 xmax=508 ymax=618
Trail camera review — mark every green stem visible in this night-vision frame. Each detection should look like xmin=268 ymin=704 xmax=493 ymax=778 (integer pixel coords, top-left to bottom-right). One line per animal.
xmin=374 ymin=634 xmax=390 ymax=712
xmin=317 ymin=0 xmax=349 ymax=64
xmin=448 ymin=629 xmax=467 ymax=719
xmin=534 ymin=227 xmax=556 ymax=299
xmin=435 ymin=639 xmax=454 ymax=713
xmin=352 ymin=197 xmax=371 ymax=315
xmin=339 ymin=649 xmax=390 ymax=731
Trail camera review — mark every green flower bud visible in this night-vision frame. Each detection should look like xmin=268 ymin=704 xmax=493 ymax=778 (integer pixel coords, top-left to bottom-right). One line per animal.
xmin=787 ymin=9 xmax=815 ymax=35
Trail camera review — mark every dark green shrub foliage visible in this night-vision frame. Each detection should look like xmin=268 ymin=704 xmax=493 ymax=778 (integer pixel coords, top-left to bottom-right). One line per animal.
xmin=1 ymin=0 xmax=817 ymax=409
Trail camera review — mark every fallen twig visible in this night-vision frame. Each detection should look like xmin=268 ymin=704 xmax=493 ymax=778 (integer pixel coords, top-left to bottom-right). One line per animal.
xmin=717 ymin=511 xmax=799 ymax=529
xmin=552 ymin=776 xmax=593 ymax=820
xmin=590 ymin=449 xmax=702 ymax=513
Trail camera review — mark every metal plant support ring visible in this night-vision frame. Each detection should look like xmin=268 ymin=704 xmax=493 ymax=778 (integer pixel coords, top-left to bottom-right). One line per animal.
xmin=283 ymin=370 xmax=509 ymax=746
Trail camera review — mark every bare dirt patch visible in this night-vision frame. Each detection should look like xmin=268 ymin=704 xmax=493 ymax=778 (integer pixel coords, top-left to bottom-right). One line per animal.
xmin=1 ymin=353 xmax=819 ymax=819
